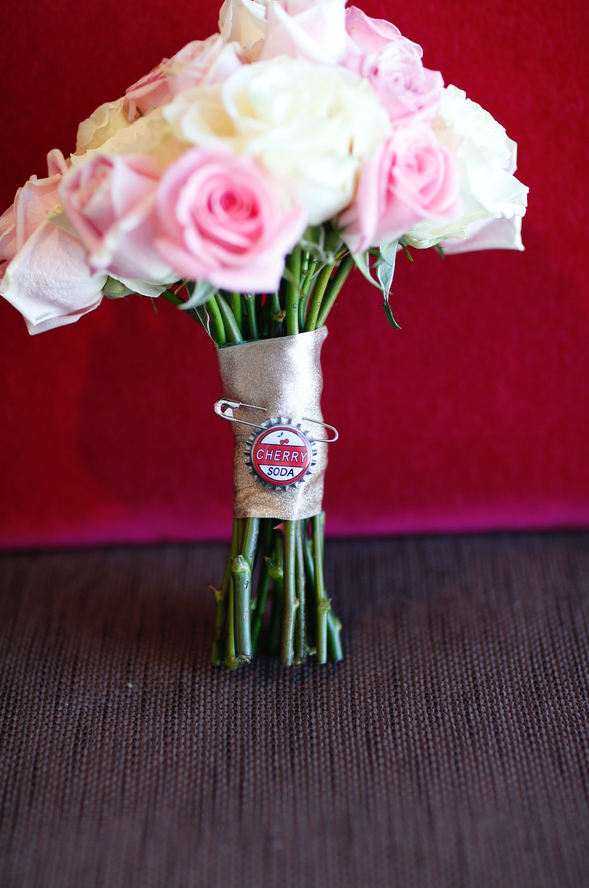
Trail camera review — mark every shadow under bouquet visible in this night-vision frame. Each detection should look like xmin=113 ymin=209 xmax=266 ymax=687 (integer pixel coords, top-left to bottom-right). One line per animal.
xmin=0 ymin=0 xmax=528 ymax=667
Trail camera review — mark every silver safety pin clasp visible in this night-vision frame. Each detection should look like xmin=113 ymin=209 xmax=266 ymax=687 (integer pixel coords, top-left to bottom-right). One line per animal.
xmin=214 ymin=399 xmax=265 ymax=427
xmin=214 ymin=399 xmax=339 ymax=443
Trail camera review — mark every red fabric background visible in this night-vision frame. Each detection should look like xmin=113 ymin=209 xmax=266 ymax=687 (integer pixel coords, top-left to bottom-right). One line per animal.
xmin=1 ymin=0 xmax=588 ymax=548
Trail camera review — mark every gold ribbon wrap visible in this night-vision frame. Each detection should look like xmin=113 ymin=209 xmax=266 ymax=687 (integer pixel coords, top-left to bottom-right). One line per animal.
xmin=216 ymin=327 xmax=329 ymax=520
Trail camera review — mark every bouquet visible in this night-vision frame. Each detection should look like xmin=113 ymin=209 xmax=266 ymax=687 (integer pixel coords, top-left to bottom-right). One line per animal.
xmin=0 ymin=0 xmax=528 ymax=668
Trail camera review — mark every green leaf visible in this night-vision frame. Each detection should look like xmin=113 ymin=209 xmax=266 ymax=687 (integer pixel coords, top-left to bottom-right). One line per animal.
xmin=376 ymin=240 xmax=398 ymax=301
xmin=299 ymin=223 xmax=344 ymax=265
xmin=398 ymin=239 xmax=414 ymax=262
xmin=181 ymin=279 xmax=216 ymax=310
xmin=371 ymin=241 xmax=401 ymax=330
xmin=194 ymin=304 xmax=212 ymax=338
xmin=383 ymin=300 xmax=401 ymax=329
xmin=351 ymin=250 xmax=379 ymax=288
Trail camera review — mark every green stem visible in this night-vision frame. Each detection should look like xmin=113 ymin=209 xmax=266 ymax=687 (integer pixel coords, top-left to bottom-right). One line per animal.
xmin=281 ymin=520 xmax=298 ymax=665
xmin=210 ymin=545 xmax=233 ymax=665
xmin=251 ymin=563 xmax=270 ymax=653
xmin=315 ymin=253 xmax=354 ymax=328
xmin=162 ymin=286 xmax=225 ymax=345
xmin=224 ymin=576 xmax=239 ymax=669
xmin=215 ymin=293 xmax=243 ymax=343
xmin=270 ymin=292 xmax=285 ymax=338
xmin=299 ymin=294 xmax=307 ymax=332
xmin=241 ymin=516 xmax=260 ymax=569
xmin=302 ymin=518 xmax=315 ymax=584
xmin=243 ymin=294 xmax=259 ymax=340
xmin=301 ymin=519 xmax=317 ymax=642
xmin=326 ymin=611 xmax=343 ymax=662
xmin=304 ymin=264 xmax=334 ymax=332
xmin=284 ymin=246 xmax=301 ymax=336
xmin=212 ymin=518 xmax=240 ymax=665
xmin=232 ymin=554 xmax=252 ymax=661
xmin=304 ymin=515 xmax=342 ymax=661
xmin=312 ymin=512 xmax=330 ymax=664
xmin=267 ymin=533 xmax=284 ymax=654
xmin=209 ymin=583 xmax=226 ymax=666
xmin=294 ymin=521 xmax=307 ymax=664
xmin=205 ymin=295 xmax=226 ymax=346
xmin=251 ymin=519 xmax=273 ymax=651
xmin=231 ymin=516 xmax=259 ymax=661
xmin=302 ymin=260 xmax=318 ymax=296
xmin=259 ymin=294 xmax=271 ymax=338
xmin=221 ymin=519 xmax=241 ymax=669
xmin=159 ymin=288 xmax=202 ymax=322
xmin=229 ymin=292 xmax=242 ymax=331
xmin=300 ymin=249 xmax=310 ymax=278
xmin=300 ymin=257 xmax=318 ymax=329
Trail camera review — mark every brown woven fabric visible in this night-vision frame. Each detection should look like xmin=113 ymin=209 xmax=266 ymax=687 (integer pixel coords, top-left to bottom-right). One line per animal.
xmin=1 ymin=533 xmax=589 ymax=888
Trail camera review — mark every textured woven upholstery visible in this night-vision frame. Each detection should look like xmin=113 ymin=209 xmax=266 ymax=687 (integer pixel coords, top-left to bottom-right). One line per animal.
xmin=2 ymin=534 xmax=588 ymax=887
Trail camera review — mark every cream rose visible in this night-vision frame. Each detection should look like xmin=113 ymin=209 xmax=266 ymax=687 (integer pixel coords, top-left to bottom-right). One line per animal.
xmin=404 ymin=85 xmax=528 ymax=250
xmin=163 ymin=56 xmax=390 ymax=224
xmin=219 ymin=0 xmax=269 ymax=56
xmin=71 ymin=107 xmax=185 ymax=170
xmin=75 ymin=98 xmax=132 ymax=157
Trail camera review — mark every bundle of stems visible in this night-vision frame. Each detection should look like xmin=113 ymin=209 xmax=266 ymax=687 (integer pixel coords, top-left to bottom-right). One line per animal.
xmin=162 ymin=242 xmax=355 ymax=666
xmin=210 ymin=513 xmax=342 ymax=667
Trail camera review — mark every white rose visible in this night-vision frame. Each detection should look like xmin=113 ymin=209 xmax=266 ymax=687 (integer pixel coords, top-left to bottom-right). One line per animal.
xmin=440 ymin=215 xmax=524 ymax=254
xmin=404 ymin=85 xmax=528 ymax=251
xmin=219 ymin=0 xmax=269 ymax=57
xmin=163 ymin=57 xmax=390 ymax=224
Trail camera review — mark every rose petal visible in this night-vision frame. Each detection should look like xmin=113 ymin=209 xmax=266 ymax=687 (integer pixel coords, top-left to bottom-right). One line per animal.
xmin=0 ymin=221 xmax=105 ymax=333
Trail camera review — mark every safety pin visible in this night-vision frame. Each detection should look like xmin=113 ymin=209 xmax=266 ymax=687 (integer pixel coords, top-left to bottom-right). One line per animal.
xmin=214 ymin=399 xmax=339 ymax=443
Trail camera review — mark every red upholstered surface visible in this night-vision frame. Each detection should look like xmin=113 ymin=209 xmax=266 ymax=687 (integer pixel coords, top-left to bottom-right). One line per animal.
xmin=1 ymin=1 xmax=588 ymax=548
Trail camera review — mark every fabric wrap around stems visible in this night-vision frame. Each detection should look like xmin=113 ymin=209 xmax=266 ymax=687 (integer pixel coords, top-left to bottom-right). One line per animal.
xmin=216 ymin=327 xmax=329 ymax=521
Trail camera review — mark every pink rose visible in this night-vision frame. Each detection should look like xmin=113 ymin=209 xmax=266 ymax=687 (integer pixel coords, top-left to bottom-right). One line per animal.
xmin=125 ymin=66 xmax=172 ymax=120
xmin=0 ymin=150 xmax=106 ymax=334
xmin=344 ymin=7 xmax=443 ymax=123
xmin=60 ymin=154 xmax=175 ymax=283
xmin=124 ymin=37 xmax=244 ymax=121
xmin=164 ymin=36 xmax=244 ymax=95
xmin=345 ymin=5 xmax=406 ymax=51
xmin=260 ymin=0 xmax=348 ymax=65
xmin=340 ymin=125 xmax=461 ymax=253
xmin=155 ymin=148 xmax=307 ymax=292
